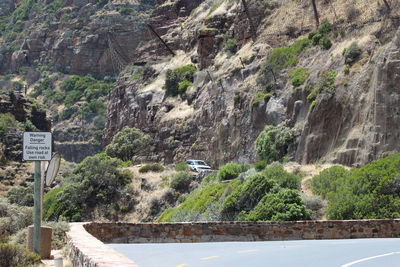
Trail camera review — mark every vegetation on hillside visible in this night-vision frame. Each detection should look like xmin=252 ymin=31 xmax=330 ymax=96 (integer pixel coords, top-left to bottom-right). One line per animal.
xmin=164 ymin=65 xmax=197 ymax=96
xmin=105 ymin=127 xmax=151 ymax=161
xmin=43 ymin=153 xmax=136 ymax=221
xmin=311 ymin=153 xmax=400 ymax=219
xmin=158 ymin=164 xmax=310 ymax=222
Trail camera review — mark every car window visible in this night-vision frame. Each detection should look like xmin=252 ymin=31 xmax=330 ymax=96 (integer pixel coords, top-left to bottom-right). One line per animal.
xmin=195 ymin=161 xmax=207 ymax=166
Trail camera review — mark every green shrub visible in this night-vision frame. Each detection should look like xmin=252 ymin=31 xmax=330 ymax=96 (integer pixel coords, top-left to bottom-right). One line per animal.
xmin=217 ymin=163 xmax=244 ymax=181
xmin=267 ymin=38 xmax=311 ymax=72
xmin=255 ymin=124 xmax=296 ymax=163
xmin=105 ymin=127 xmax=151 ymax=161
xmin=0 ymin=243 xmax=40 ymax=267
xmin=43 ymin=154 xmax=133 ymax=221
xmin=244 ymin=189 xmax=311 ymax=221
xmin=289 ymin=68 xmax=309 ymax=87
xmin=224 ymin=37 xmax=237 ymax=54
xmin=7 ymin=184 xmax=34 ymax=206
xmin=175 ymin=162 xmax=189 ymax=172
xmin=312 ymin=153 xmax=400 ymax=220
xmin=12 ymin=0 xmax=35 ymax=21
xmin=221 ymin=173 xmax=276 ymax=220
xmin=0 ymin=113 xmax=23 ymax=142
xmin=139 ymin=163 xmax=165 ymax=173
xmin=308 ymin=23 xmax=333 ymax=50
xmin=164 ymin=65 xmax=197 ymax=96
xmin=255 ymin=161 xmax=266 ymax=171
xmin=43 ymin=221 xmax=70 ymax=249
xmin=177 ymin=80 xmax=192 ymax=95
xmin=311 ymin=33 xmax=323 ymax=46
xmin=264 ymin=165 xmax=300 ymax=189
xmin=170 ymin=171 xmax=192 ymax=193
xmin=319 ymin=37 xmax=332 ymax=50
xmin=158 ymin=179 xmax=241 ymax=222
xmin=252 ymin=91 xmax=272 ymax=106
xmin=311 ymin=166 xmax=349 ymax=198
xmin=309 ymin=99 xmax=318 ymax=112
xmin=343 ymin=42 xmax=362 ymax=64
xmin=318 ymin=22 xmax=332 ymax=35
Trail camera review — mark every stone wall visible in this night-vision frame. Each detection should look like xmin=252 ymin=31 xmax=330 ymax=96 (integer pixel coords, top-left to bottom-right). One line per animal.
xmin=68 ymin=220 xmax=400 ymax=266
xmin=84 ymin=220 xmax=400 ymax=244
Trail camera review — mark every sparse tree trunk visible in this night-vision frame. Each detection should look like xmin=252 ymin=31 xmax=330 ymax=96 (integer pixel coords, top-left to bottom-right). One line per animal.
xmin=311 ymin=0 xmax=320 ymax=28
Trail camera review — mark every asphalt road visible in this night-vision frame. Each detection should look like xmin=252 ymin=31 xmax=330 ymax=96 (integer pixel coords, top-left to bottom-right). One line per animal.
xmin=108 ymin=238 xmax=400 ymax=267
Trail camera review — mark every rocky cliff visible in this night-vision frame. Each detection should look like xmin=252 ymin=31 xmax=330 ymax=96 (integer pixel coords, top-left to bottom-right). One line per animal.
xmin=104 ymin=0 xmax=400 ymax=166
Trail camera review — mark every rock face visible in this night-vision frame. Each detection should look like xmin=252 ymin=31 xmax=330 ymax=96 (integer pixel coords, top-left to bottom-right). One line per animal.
xmin=296 ymin=27 xmax=400 ymax=166
xmin=104 ymin=0 xmax=400 ymax=167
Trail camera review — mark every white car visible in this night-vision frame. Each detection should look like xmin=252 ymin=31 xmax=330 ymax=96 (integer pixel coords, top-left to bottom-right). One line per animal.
xmin=186 ymin=160 xmax=211 ymax=172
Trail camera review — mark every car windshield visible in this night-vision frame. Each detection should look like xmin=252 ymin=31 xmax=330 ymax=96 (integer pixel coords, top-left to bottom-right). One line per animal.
xmin=194 ymin=161 xmax=207 ymax=166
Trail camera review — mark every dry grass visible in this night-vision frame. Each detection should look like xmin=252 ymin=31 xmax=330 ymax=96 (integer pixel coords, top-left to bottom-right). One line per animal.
xmin=122 ymin=165 xmax=178 ymax=222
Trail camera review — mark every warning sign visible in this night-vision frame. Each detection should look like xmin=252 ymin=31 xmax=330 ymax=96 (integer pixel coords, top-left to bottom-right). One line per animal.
xmin=23 ymin=132 xmax=52 ymax=161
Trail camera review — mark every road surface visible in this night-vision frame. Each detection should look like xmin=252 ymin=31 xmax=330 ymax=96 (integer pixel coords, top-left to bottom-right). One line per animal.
xmin=108 ymin=238 xmax=400 ymax=267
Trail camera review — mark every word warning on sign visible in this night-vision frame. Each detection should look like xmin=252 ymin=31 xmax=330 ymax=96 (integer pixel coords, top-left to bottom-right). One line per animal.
xmin=23 ymin=132 xmax=52 ymax=161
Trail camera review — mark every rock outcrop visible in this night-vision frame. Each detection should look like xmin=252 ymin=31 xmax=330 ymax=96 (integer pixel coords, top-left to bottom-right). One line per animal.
xmin=105 ymin=0 xmax=400 ymax=167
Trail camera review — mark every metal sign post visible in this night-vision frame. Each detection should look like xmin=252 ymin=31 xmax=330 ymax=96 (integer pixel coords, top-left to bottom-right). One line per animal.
xmin=23 ymin=132 xmax=52 ymax=255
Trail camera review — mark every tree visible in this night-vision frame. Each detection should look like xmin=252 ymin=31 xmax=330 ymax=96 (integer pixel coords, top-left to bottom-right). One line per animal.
xmin=311 ymin=0 xmax=320 ymax=27
xmin=255 ymin=124 xmax=296 ymax=163
xmin=105 ymin=127 xmax=151 ymax=161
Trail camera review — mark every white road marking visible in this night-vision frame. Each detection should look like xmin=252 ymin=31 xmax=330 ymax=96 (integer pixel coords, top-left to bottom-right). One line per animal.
xmin=341 ymin=251 xmax=400 ymax=267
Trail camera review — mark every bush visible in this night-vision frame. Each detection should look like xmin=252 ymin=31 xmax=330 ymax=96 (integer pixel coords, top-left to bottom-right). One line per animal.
xmin=251 ymin=91 xmax=272 ymax=106
xmin=289 ymin=68 xmax=309 ymax=87
xmin=318 ymin=22 xmax=332 ymax=35
xmin=43 ymin=154 xmax=133 ymax=221
xmin=0 ymin=243 xmax=40 ymax=267
xmin=244 ymin=189 xmax=312 ymax=221
xmin=7 ymin=184 xmax=34 ymax=206
xmin=343 ymin=42 xmax=362 ymax=64
xmin=312 ymin=153 xmax=400 ymax=220
xmin=164 ymin=65 xmax=197 ymax=96
xmin=158 ymin=179 xmax=241 ymax=222
xmin=224 ymin=37 xmax=237 ymax=54
xmin=309 ymin=99 xmax=318 ymax=112
xmin=0 ymin=199 xmax=32 ymax=242
xmin=319 ymin=37 xmax=332 ymax=50
xmin=255 ymin=124 xmax=296 ymax=164
xmin=255 ymin=161 xmax=266 ymax=171
xmin=139 ymin=163 xmax=165 ymax=173
xmin=43 ymin=221 xmax=70 ymax=249
xmin=264 ymin=165 xmax=300 ymax=189
xmin=0 ymin=113 xmax=23 ymax=142
xmin=217 ymin=163 xmax=244 ymax=181
xmin=105 ymin=127 xmax=151 ymax=161
xmin=177 ymin=80 xmax=192 ymax=95
xmin=221 ymin=173 xmax=276 ymax=220
xmin=175 ymin=162 xmax=189 ymax=172
xmin=311 ymin=166 xmax=349 ymax=198
xmin=170 ymin=171 xmax=192 ymax=193
xmin=302 ymin=194 xmax=326 ymax=220
xmin=267 ymin=38 xmax=311 ymax=72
